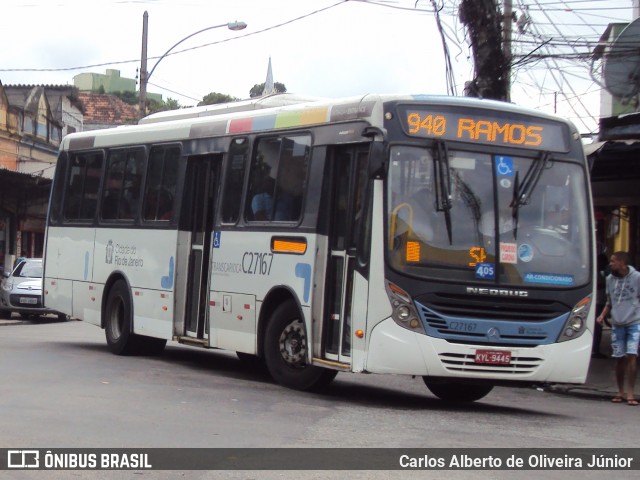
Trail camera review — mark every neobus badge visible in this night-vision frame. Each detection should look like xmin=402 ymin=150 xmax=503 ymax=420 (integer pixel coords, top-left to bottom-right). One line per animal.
xmin=466 ymin=287 xmax=529 ymax=297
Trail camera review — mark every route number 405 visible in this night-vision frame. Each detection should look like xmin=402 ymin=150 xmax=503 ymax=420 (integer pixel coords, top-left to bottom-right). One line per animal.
xmin=475 ymin=263 xmax=495 ymax=280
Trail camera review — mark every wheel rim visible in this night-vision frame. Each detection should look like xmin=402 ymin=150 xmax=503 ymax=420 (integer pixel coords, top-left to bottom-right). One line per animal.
xmin=278 ymin=319 xmax=306 ymax=367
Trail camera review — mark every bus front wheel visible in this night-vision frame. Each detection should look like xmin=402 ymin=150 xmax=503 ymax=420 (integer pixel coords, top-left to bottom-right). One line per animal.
xmin=264 ymin=300 xmax=337 ymax=391
xmin=423 ymin=380 xmax=493 ymax=403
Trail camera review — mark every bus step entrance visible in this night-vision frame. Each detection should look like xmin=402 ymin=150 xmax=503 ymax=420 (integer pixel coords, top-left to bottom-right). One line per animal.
xmin=177 ymin=336 xmax=209 ymax=348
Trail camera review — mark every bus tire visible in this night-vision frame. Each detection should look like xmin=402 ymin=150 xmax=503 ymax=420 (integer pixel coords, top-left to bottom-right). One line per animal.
xmin=104 ymin=279 xmax=141 ymax=355
xmin=423 ymin=380 xmax=493 ymax=402
xmin=264 ymin=299 xmax=337 ymax=391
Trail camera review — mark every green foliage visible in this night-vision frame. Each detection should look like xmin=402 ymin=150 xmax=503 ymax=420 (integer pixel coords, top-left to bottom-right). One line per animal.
xmin=198 ymin=92 xmax=238 ymax=106
xmin=249 ymin=82 xmax=287 ymax=98
xmin=111 ymin=90 xmax=138 ymax=105
xmin=147 ymin=97 xmax=181 ymax=114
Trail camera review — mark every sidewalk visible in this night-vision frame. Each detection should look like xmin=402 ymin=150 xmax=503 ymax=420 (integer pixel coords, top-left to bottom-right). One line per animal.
xmin=546 ymin=327 xmax=637 ymax=401
xmin=546 ymin=355 xmax=620 ymax=401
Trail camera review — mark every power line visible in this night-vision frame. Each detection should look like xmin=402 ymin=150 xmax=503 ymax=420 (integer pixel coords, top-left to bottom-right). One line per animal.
xmin=0 ymin=1 xmax=349 ymax=74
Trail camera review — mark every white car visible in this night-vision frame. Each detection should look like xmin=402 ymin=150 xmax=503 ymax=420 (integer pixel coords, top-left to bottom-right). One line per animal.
xmin=0 ymin=258 xmax=65 ymax=320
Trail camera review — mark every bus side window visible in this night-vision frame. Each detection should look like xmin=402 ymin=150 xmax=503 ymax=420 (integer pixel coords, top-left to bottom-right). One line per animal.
xmin=245 ymin=134 xmax=310 ymax=223
xmin=245 ymin=137 xmax=279 ymax=222
xmin=63 ymin=152 xmax=103 ymax=221
xmin=142 ymin=145 xmax=180 ymax=222
xmin=120 ymin=149 xmax=145 ymax=220
xmin=221 ymin=138 xmax=248 ymax=224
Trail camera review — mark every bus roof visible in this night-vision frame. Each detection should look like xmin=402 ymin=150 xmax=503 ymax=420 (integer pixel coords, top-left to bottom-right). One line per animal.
xmin=138 ymin=93 xmax=329 ymax=124
xmin=61 ymin=93 xmax=577 ymax=151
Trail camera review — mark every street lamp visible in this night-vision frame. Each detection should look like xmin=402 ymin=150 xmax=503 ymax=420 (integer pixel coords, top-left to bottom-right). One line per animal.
xmin=138 ymin=12 xmax=247 ymax=118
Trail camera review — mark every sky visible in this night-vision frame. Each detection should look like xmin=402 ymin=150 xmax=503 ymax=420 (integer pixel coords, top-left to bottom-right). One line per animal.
xmin=0 ymin=0 xmax=635 ymax=136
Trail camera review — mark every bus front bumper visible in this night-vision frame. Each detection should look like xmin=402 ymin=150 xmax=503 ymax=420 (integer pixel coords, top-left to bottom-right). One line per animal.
xmin=365 ymin=318 xmax=591 ymax=384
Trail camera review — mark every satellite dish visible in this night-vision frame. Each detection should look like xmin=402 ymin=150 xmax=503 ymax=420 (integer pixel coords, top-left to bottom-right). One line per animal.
xmin=603 ymin=18 xmax=640 ymax=99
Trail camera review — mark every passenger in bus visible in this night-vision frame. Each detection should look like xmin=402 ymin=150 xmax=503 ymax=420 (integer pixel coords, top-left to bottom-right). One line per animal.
xmin=273 ymin=189 xmax=297 ymax=221
xmin=251 ymin=177 xmax=275 ymax=221
xmin=144 ymin=188 xmax=173 ymax=221
xmin=157 ymin=190 xmax=174 ymax=221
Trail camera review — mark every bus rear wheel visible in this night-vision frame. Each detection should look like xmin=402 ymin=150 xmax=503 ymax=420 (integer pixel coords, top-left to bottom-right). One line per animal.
xmin=105 ymin=280 xmax=139 ymax=355
xmin=104 ymin=280 xmax=167 ymax=356
xmin=423 ymin=380 xmax=493 ymax=403
xmin=264 ymin=300 xmax=337 ymax=391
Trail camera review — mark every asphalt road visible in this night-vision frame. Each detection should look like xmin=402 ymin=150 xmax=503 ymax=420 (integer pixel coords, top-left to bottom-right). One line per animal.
xmin=1 ymin=318 xmax=638 ymax=480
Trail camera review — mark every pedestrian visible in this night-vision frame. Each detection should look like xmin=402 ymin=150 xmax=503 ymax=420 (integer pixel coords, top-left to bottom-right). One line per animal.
xmin=596 ymin=251 xmax=640 ymax=406
xmin=592 ymin=251 xmax=609 ymax=358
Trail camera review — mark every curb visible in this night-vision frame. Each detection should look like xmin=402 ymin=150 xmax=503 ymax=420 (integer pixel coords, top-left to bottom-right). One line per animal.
xmin=545 ymin=385 xmax=616 ymax=401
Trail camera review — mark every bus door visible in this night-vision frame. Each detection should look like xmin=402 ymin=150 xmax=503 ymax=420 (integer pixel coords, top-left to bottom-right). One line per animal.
xmin=182 ymin=155 xmax=220 ymax=340
xmin=323 ymin=145 xmax=370 ymax=363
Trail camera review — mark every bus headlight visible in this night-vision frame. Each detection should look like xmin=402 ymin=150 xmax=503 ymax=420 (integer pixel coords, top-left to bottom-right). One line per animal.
xmin=557 ymin=296 xmax=591 ymax=342
xmin=385 ymin=281 xmax=425 ymax=334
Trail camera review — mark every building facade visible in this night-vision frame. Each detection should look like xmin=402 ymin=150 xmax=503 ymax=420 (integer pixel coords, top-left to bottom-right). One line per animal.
xmin=0 ymin=81 xmax=137 ymax=273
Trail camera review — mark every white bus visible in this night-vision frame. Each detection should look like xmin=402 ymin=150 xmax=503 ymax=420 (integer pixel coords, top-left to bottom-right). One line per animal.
xmin=44 ymin=94 xmax=594 ymax=402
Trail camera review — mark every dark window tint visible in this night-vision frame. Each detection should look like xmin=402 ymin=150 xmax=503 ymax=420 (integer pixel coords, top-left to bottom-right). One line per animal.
xmin=50 ymin=153 xmax=69 ymax=223
xmin=245 ymin=135 xmax=310 ymax=222
xmin=63 ymin=152 xmax=104 ymax=221
xmin=142 ymin=145 xmax=180 ymax=222
xmin=220 ymin=138 xmax=248 ymax=224
xmin=101 ymin=148 xmax=145 ymax=221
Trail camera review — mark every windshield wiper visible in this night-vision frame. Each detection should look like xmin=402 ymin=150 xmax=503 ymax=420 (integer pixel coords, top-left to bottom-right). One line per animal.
xmin=433 ymin=140 xmax=453 ymax=244
xmin=510 ymin=152 xmax=551 ymax=238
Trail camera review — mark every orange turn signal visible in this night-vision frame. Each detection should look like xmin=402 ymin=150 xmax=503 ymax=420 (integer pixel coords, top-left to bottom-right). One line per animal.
xmin=272 ymin=238 xmax=307 ymax=254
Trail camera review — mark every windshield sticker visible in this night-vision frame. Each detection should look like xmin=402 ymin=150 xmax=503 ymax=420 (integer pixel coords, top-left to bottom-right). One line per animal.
xmin=524 ymin=272 xmax=574 ymax=286
xmin=518 ymin=244 xmax=534 ymax=263
xmin=500 ymin=242 xmax=518 ymax=264
xmin=475 ymin=263 xmax=495 ymax=280
xmin=496 ymin=156 xmax=514 ymax=177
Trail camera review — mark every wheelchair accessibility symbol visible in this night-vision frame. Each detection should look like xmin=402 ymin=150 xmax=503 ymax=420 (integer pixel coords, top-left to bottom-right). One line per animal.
xmin=213 ymin=231 xmax=221 ymax=248
xmin=496 ymin=156 xmax=514 ymax=177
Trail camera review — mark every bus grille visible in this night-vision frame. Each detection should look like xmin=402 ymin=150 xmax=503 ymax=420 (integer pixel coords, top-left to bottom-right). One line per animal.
xmin=414 ymin=297 xmax=568 ymax=346
xmin=418 ymin=292 xmax=567 ymax=321
xmin=438 ymin=352 xmax=543 ymax=375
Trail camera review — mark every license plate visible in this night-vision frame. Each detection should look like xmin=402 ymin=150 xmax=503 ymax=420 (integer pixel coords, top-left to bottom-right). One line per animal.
xmin=475 ymin=349 xmax=511 ymax=365
xmin=19 ymin=297 xmax=38 ymax=305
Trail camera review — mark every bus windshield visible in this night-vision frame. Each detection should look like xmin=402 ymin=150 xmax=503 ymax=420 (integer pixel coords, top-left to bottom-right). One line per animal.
xmin=387 ymin=145 xmax=590 ymax=288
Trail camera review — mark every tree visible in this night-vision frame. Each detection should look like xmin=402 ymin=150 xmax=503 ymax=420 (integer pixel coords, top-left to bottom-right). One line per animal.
xmin=198 ymin=92 xmax=238 ymax=106
xmin=249 ymin=82 xmax=287 ymax=98
xmin=112 ymin=90 xmax=138 ymax=105
xmin=459 ymin=0 xmax=509 ymax=100
xmin=147 ymin=97 xmax=181 ymax=115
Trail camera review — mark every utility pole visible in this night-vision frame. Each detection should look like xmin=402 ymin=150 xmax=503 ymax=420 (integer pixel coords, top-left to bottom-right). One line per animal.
xmin=459 ymin=0 xmax=510 ymax=101
xmin=503 ymin=0 xmax=513 ymax=102
xmin=138 ymin=11 xmax=148 ymax=119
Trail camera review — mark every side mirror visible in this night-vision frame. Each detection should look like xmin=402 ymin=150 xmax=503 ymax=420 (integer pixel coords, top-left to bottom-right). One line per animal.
xmin=368 ymin=141 xmax=386 ymax=179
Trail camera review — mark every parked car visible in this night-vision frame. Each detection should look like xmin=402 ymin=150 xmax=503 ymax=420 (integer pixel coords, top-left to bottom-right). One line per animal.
xmin=0 ymin=258 xmax=65 ymax=320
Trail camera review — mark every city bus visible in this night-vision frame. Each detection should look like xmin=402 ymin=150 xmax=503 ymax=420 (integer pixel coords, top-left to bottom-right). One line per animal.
xmin=43 ymin=93 xmax=594 ymax=402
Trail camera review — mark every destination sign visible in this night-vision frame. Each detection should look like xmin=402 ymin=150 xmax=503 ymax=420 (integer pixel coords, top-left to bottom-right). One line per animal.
xmin=398 ymin=105 xmax=570 ymax=152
